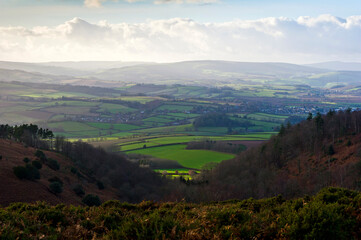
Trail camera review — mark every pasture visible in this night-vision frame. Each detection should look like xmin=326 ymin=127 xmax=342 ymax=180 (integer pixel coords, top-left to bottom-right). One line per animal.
xmin=118 ymin=133 xmax=273 ymax=151
xmin=129 ymin=144 xmax=235 ymax=169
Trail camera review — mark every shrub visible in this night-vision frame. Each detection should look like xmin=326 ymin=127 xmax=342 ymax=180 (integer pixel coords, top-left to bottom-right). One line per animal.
xmin=47 ymin=158 xmax=60 ymax=171
xmin=0 ymin=155 xmax=2 ymax=160
xmin=72 ymin=184 xmax=85 ymax=197
xmin=70 ymin=166 xmax=78 ymax=174
xmin=32 ymin=160 xmax=42 ymax=169
xmin=25 ymin=164 xmax=40 ymax=180
xmin=13 ymin=165 xmax=40 ymax=180
xmin=97 ymin=180 xmax=105 ymax=190
xmin=35 ymin=150 xmax=46 ymax=161
xmin=82 ymin=194 xmax=101 ymax=207
xmin=23 ymin=157 xmax=30 ymax=163
xmin=49 ymin=182 xmax=63 ymax=194
xmin=347 ymin=140 xmax=352 ymax=146
xmin=48 ymin=176 xmax=63 ymax=186
xmin=13 ymin=166 xmax=28 ymax=179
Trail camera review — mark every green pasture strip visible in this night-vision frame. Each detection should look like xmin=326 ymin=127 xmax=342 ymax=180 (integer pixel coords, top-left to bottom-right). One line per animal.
xmin=155 ymin=105 xmax=194 ymax=111
xmin=21 ymin=92 xmax=96 ymax=98
xmin=44 ymin=106 xmax=93 ymax=115
xmin=133 ymin=124 xmax=194 ymax=134
xmin=86 ymin=122 xmax=141 ymax=131
xmin=129 ymin=144 xmax=235 ymax=169
xmin=166 ymin=113 xmax=200 ymax=118
xmin=97 ymin=103 xmax=137 ymax=114
xmin=143 ymin=117 xmax=173 ymax=123
xmin=48 ymin=121 xmax=98 ymax=132
xmin=118 ymin=96 xmax=165 ymax=103
xmin=253 ymin=113 xmax=289 ymax=119
xmin=109 ymin=132 xmax=138 ymax=138
xmin=120 ymin=142 xmax=160 ymax=151
xmin=118 ymin=133 xmax=273 ymax=151
xmin=197 ymin=127 xmax=229 ymax=134
xmin=38 ymin=101 xmax=99 ymax=107
xmin=247 ymin=120 xmax=281 ymax=131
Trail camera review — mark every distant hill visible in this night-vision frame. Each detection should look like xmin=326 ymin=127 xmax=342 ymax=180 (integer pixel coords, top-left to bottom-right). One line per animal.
xmin=0 ymin=68 xmax=69 ymax=83
xmin=0 ymin=61 xmax=152 ymax=76
xmin=39 ymin=61 xmax=152 ymax=72
xmin=93 ymin=60 xmax=327 ymax=85
xmin=305 ymin=61 xmax=361 ymax=71
xmin=0 ymin=61 xmax=90 ymax=76
xmin=2 ymin=60 xmax=361 ymax=88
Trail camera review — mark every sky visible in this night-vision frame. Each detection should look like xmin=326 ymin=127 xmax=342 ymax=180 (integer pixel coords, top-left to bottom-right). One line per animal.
xmin=0 ymin=0 xmax=360 ymax=63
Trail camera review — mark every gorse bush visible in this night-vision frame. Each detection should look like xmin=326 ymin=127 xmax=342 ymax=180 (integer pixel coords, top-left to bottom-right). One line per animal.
xmin=32 ymin=160 xmax=42 ymax=169
xmin=13 ymin=164 xmax=40 ymax=180
xmin=0 ymin=187 xmax=360 ymax=239
xmin=48 ymin=176 xmax=63 ymax=186
xmin=35 ymin=150 xmax=46 ymax=161
xmin=46 ymin=158 xmax=60 ymax=171
xmin=82 ymin=194 xmax=101 ymax=207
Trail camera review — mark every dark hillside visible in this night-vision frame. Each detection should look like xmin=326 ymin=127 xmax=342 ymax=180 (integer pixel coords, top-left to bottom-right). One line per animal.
xmin=0 ymin=139 xmax=118 ymax=206
xmin=196 ymin=110 xmax=361 ymax=201
xmin=0 ymin=123 xmax=172 ymax=205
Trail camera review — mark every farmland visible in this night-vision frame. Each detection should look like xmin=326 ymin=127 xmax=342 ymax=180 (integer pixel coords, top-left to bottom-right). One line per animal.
xmin=2 ymin=79 xmax=355 ymax=175
xmin=130 ymin=144 xmax=235 ymax=169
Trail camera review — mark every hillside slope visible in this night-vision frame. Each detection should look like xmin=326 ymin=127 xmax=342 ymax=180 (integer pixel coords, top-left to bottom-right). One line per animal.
xmin=0 ymin=139 xmax=117 ymax=206
xmin=195 ymin=110 xmax=361 ymax=201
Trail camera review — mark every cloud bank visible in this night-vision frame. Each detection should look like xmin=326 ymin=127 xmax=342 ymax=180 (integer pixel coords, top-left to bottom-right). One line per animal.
xmin=84 ymin=0 xmax=217 ymax=7
xmin=0 ymin=15 xmax=360 ymax=63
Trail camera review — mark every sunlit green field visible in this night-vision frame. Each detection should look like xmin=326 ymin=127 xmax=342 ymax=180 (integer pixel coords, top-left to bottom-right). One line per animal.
xmin=129 ymin=144 xmax=235 ymax=169
xmin=118 ymin=133 xmax=273 ymax=151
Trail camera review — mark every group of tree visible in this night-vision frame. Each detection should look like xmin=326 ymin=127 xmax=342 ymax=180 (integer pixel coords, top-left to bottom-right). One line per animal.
xmin=51 ymin=136 xmax=171 ymax=202
xmin=183 ymin=109 xmax=361 ymax=202
xmin=0 ymin=124 xmax=53 ymax=147
xmin=193 ymin=112 xmax=253 ymax=129
xmin=186 ymin=139 xmax=246 ymax=154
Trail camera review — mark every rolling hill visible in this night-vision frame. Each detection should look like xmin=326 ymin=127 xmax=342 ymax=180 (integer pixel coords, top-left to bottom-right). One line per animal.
xmin=1 ymin=60 xmax=361 ymax=88
xmin=306 ymin=61 xmax=361 ymax=71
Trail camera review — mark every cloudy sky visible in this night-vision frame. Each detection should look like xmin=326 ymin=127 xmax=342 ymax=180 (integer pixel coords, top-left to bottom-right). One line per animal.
xmin=0 ymin=0 xmax=360 ymax=63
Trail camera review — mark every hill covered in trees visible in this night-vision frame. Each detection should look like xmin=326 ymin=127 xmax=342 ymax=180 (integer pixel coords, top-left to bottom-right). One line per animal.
xmin=0 ymin=124 xmax=173 ymax=205
xmin=192 ymin=109 xmax=361 ymax=201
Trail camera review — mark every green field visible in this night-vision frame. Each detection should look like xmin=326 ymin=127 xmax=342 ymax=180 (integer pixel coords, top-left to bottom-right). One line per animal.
xmin=47 ymin=121 xmax=98 ymax=132
xmin=118 ymin=133 xmax=273 ymax=151
xmin=97 ymin=103 xmax=136 ymax=114
xmin=156 ymin=104 xmax=194 ymax=111
xmin=129 ymin=144 xmax=235 ymax=169
xmin=87 ymin=122 xmax=141 ymax=131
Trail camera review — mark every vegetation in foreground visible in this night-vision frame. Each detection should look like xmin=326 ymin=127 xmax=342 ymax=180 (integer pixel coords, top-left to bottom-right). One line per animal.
xmin=0 ymin=187 xmax=360 ymax=239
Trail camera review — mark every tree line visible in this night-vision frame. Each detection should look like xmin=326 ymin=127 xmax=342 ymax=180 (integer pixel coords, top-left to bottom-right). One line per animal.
xmin=185 ymin=109 xmax=361 ymax=202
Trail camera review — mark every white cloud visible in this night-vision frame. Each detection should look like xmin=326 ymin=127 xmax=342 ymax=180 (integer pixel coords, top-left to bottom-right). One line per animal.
xmin=0 ymin=15 xmax=361 ymax=63
xmin=84 ymin=0 xmax=218 ymax=7
xmin=84 ymin=0 xmax=106 ymax=8
xmin=154 ymin=0 xmax=219 ymax=4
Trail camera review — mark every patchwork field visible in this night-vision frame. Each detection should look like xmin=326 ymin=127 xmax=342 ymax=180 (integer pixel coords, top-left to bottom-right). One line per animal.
xmin=130 ymin=144 xmax=235 ymax=169
xmin=118 ymin=133 xmax=272 ymax=151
